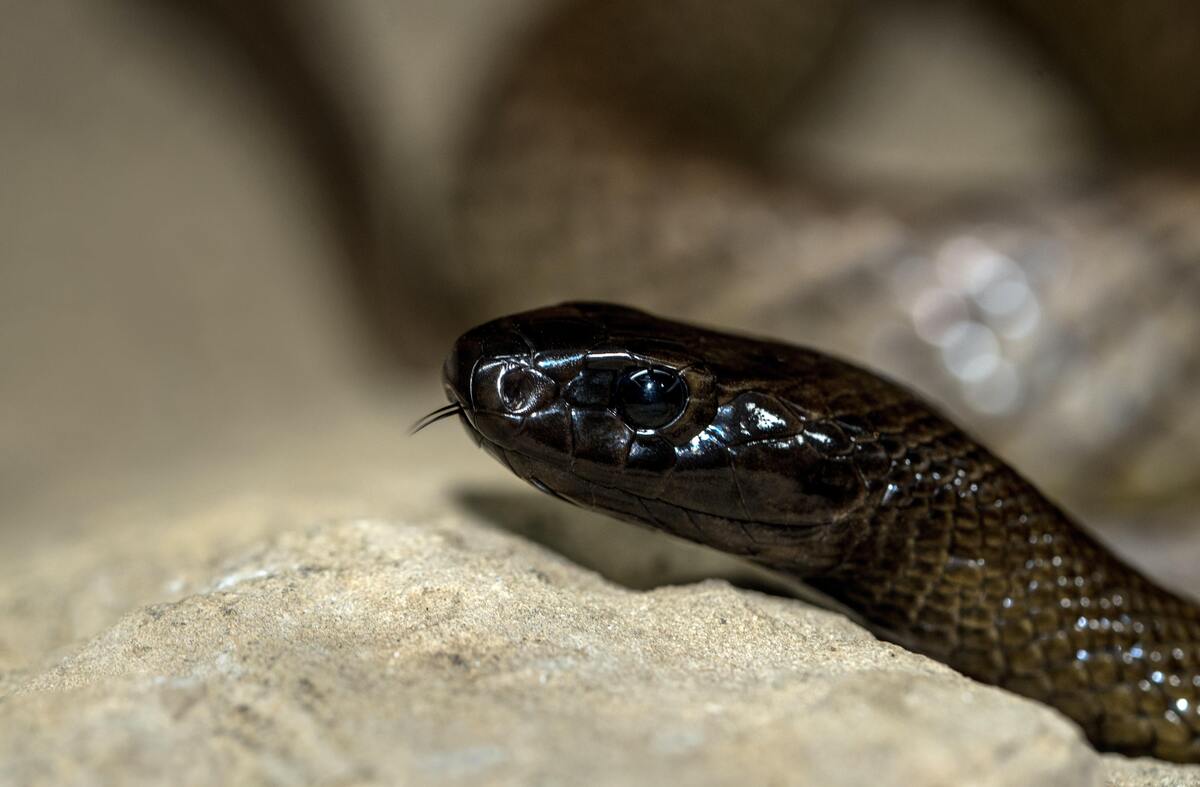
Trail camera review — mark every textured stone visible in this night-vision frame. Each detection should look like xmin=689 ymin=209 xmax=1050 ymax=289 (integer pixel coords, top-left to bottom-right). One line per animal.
xmin=3 ymin=507 xmax=1191 ymax=786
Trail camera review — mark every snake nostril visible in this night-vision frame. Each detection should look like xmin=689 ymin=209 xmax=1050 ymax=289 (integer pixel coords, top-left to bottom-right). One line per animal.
xmin=470 ymin=359 xmax=552 ymax=418
xmin=498 ymin=367 xmax=540 ymax=413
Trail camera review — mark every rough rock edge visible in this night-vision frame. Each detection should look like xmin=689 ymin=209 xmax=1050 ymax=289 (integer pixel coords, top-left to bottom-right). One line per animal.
xmin=0 ymin=515 xmax=1194 ymax=786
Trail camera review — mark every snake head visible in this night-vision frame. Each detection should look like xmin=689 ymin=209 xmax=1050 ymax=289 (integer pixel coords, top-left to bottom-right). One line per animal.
xmin=444 ymin=302 xmax=881 ymax=574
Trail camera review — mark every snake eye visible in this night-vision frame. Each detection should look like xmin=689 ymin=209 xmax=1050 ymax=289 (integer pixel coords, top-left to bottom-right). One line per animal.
xmin=615 ymin=367 xmax=688 ymax=430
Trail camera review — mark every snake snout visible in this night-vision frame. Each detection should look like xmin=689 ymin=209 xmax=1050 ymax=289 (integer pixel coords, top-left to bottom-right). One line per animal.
xmin=443 ymin=323 xmax=528 ymax=405
xmin=442 ymin=340 xmax=475 ymax=409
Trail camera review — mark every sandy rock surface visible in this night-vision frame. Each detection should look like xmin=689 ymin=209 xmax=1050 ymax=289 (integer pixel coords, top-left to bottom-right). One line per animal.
xmin=2 ymin=501 xmax=1196 ymax=786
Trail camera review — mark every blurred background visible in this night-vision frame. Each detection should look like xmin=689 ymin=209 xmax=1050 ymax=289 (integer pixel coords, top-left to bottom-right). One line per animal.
xmin=2 ymin=0 xmax=1199 ymax=640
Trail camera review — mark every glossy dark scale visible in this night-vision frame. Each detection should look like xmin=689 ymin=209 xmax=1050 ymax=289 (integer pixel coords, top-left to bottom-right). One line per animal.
xmin=811 ymin=407 xmax=1200 ymax=761
xmin=443 ymin=302 xmax=1200 ymax=763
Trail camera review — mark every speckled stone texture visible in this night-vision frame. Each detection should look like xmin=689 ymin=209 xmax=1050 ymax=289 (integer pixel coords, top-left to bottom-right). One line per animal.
xmin=1 ymin=503 xmax=1196 ymax=786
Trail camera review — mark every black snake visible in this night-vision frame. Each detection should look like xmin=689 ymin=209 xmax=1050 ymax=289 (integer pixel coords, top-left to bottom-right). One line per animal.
xmin=427 ymin=301 xmax=1200 ymax=762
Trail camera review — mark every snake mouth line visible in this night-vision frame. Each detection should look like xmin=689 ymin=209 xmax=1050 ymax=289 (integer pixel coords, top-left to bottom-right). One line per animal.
xmin=526 ymin=476 xmax=572 ymax=504
xmin=459 ymin=423 xmax=828 ymax=535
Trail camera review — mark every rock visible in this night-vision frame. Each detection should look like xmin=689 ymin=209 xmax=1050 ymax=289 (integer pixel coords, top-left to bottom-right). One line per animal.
xmin=4 ymin=509 xmax=1191 ymax=786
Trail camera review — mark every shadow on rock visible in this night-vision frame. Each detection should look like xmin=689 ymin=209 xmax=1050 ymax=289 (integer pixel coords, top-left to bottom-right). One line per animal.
xmin=451 ymin=485 xmax=808 ymax=600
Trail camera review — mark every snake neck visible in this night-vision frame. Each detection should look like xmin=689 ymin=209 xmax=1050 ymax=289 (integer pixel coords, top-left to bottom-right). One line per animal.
xmin=800 ymin=433 xmax=1200 ymax=760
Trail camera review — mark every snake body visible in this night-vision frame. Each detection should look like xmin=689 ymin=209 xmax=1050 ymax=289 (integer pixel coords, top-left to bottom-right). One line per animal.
xmin=441 ymin=301 xmax=1200 ymax=762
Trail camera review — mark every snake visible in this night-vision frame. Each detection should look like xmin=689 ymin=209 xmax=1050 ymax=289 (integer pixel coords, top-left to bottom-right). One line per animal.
xmin=425 ymin=300 xmax=1200 ymax=762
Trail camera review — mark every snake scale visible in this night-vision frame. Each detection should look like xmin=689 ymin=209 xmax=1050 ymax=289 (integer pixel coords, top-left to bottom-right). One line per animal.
xmin=432 ymin=301 xmax=1200 ymax=762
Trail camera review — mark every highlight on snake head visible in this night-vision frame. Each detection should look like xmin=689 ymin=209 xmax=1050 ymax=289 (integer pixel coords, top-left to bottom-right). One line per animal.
xmin=442 ymin=302 xmax=892 ymax=575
